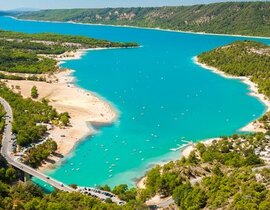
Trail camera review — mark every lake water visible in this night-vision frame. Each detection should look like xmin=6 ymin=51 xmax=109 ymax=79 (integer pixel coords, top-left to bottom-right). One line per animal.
xmin=1 ymin=16 xmax=270 ymax=188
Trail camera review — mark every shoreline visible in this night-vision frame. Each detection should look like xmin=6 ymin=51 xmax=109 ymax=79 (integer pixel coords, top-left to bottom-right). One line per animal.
xmin=136 ymin=57 xmax=270 ymax=189
xmin=136 ymin=137 xmax=220 ymax=189
xmin=8 ymin=16 xmax=270 ymax=40
xmin=193 ymin=56 xmax=270 ymax=133
xmin=5 ymin=15 xmax=270 ymax=187
xmin=5 ymin=48 xmax=119 ymax=172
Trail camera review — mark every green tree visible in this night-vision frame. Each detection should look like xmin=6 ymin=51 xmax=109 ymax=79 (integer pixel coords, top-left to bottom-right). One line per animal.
xmin=112 ymin=184 xmax=128 ymax=195
xmin=145 ymin=166 xmax=161 ymax=194
xmin=5 ymin=167 xmax=16 ymax=182
xmin=59 ymin=112 xmax=70 ymax=126
xmin=31 ymin=86 xmax=39 ymax=99
xmin=173 ymin=183 xmax=193 ymax=206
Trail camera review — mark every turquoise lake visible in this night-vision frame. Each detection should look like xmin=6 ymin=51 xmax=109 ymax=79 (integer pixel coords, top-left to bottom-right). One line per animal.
xmin=1 ymin=16 xmax=270 ymax=188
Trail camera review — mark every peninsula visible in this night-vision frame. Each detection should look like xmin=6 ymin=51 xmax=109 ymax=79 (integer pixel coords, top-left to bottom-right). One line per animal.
xmin=0 ymin=30 xmax=138 ymax=170
xmin=196 ymin=40 xmax=270 ymax=132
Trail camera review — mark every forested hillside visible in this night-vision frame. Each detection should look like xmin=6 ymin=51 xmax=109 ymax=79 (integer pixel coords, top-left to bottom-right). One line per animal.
xmin=137 ymin=132 xmax=270 ymax=209
xmin=13 ymin=2 xmax=270 ymax=37
xmin=0 ymin=30 xmax=137 ymax=74
xmin=197 ymin=40 xmax=270 ymax=98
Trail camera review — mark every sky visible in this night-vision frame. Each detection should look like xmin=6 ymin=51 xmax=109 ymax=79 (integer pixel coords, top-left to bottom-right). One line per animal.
xmin=0 ymin=0 xmax=269 ymax=10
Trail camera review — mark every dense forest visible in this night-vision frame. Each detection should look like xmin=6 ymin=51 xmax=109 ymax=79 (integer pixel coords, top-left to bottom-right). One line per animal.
xmin=0 ymin=30 xmax=138 ymax=49
xmin=12 ymin=2 xmax=270 ymax=37
xmin=0 ymin=30 xmax=138 ymax=74
xmin=198 ymin=40 xmax=270 ymax=98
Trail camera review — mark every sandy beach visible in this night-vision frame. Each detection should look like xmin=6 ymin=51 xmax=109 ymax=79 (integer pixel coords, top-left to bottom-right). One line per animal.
xmin=194 ymin=56 xmax=270 ymax=133
xmin=5 ymin=50 xmax=118 ymax=171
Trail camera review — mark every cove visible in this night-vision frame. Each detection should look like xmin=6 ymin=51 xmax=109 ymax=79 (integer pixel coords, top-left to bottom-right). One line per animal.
xmin=0 ymin=16 xmax=270 ymax=187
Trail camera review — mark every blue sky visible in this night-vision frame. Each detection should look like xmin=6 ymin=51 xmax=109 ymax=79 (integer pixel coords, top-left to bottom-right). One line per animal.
xmin=0 ymin=0 xmax=269 ymax=10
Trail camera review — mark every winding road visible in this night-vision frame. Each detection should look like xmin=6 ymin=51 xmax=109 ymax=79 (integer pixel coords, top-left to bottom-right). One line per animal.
xmin=0 ymin=97 xmax=124 ymax=204
xmin=0 ymin=97 xmax=75 ymax=192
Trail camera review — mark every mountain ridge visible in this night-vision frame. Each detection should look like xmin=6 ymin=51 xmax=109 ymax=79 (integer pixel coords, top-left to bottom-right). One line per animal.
xmin=11 ymin=2 xmax=270 ymax=37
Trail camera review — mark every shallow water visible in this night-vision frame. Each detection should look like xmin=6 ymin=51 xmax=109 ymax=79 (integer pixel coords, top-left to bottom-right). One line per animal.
xmin=1 ymin=16 xmax=270 ymax=188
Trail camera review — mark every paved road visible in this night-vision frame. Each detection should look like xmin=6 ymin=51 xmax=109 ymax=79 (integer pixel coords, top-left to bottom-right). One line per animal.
xmin=148 ymin=177 xmax=204 ymax=209
xmin=157 ymin=197 xmax=175 ymax=209
xmin=0 ymin=97 xmax=74 ymax=192
xmin=0 ymin=97 xmax=124 ymax=204
xmin=252 ymin=165 xmax=270 ymax=172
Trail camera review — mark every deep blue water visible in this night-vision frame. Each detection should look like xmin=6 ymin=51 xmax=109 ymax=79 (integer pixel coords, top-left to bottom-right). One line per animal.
xmin=1 ymin=16 xmax=270 ymax=187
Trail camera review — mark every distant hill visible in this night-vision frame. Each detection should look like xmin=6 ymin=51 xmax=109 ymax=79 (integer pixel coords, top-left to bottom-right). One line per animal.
xmin=13 ymin=2 xmax=270 ymax=37
xmin=8 ymin=8 xmax=40 ymax=12
xmin=0 ymin=11 xmax=8 ymax=16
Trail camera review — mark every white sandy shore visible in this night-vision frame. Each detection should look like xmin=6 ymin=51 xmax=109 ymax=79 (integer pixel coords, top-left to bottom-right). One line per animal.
xmin=136 ymin=59 xmax=270 ymax=188
xmin=5 ymin=50 xmax=118 ymax=171
xmin=55 ymin=47 xmax=128 ymax=63
xmin=136 ymin=137 xmax=219 ymax=189
xmin=136 ymin=56 xmax=270 ymax=188
xmin=193 ymin=56 xmax=270 ymax=133
xmin=136 ymin=57 xmax=270 ymax=189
